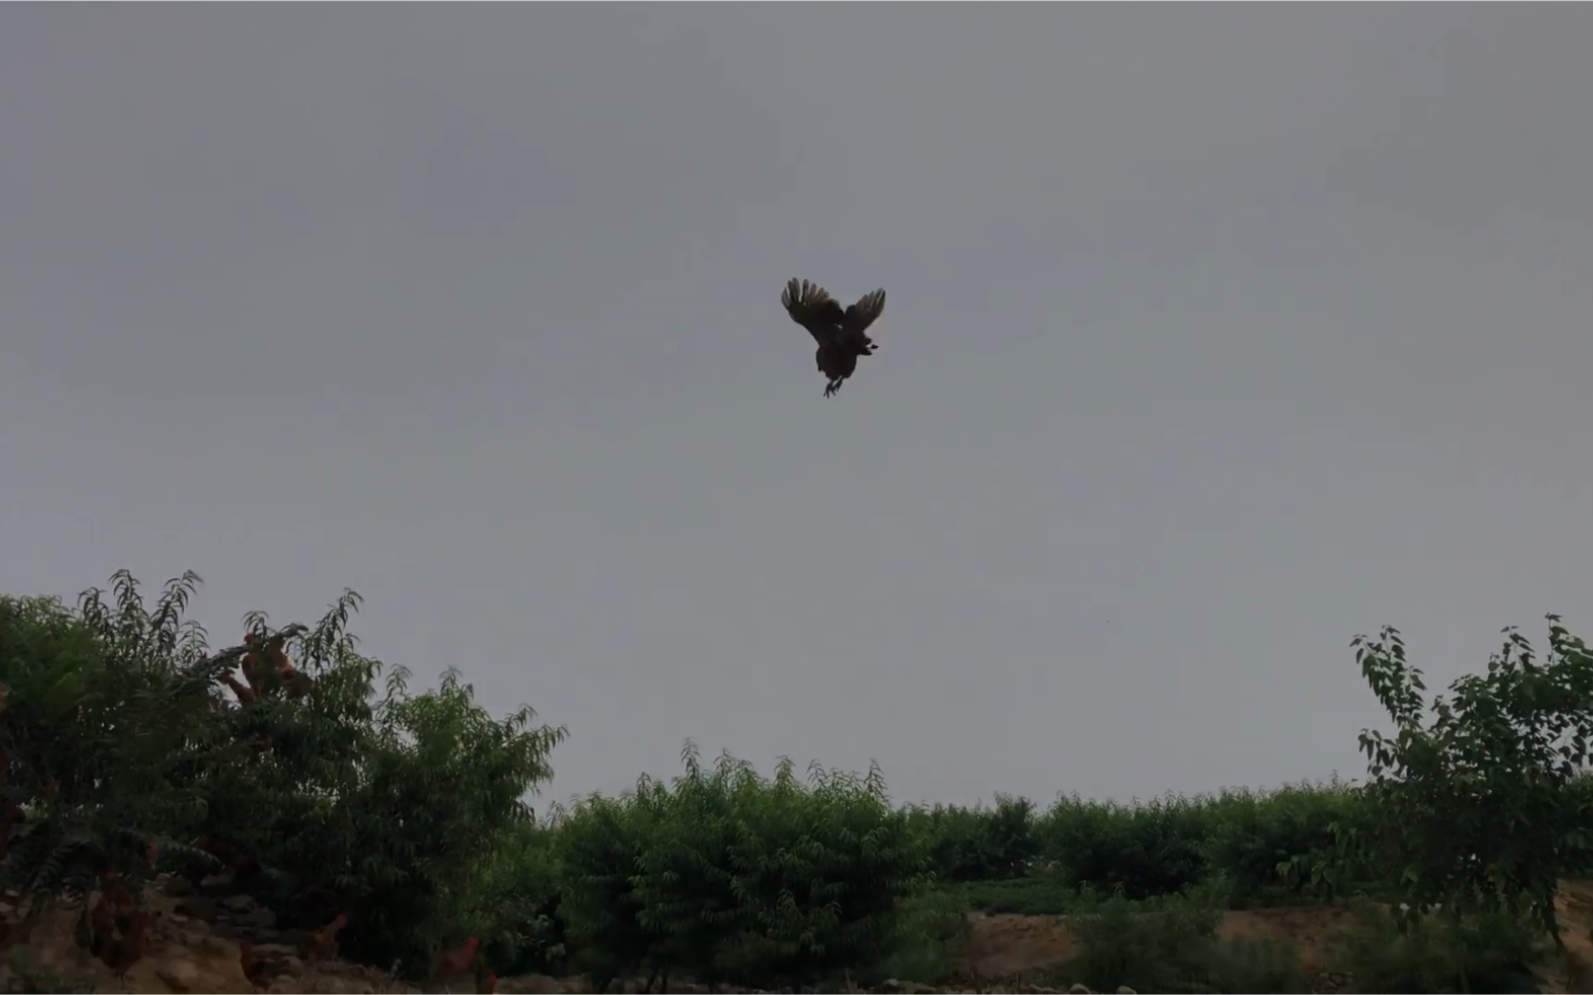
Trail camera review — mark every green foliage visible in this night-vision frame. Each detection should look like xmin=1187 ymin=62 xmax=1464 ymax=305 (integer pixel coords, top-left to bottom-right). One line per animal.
xmin=862 ymin=886 xmax=968 ymax=987
xmin=1202 ymin=780 xmax=1378 ymax=905
xmin=905 ymin=793 xmax=1039 ymax=883
xmin=1058 ymin=892 xmax=1313 ymax=994
xmin=551 ymin=788 xmax=666 ymax=991
xmin=1328 ymin=902 xmax=1546 ymax=994
xmin=0 ymin=571 xmax=565 ymax=980
xmin=5 ymin=568 xmax=1589 ymax=992
xmin=1034 ymin=793 xmax=1214 ymax=899
xmin=456 ymin=818 xmax=569 ymax=978
xmin=0 ymin=574 xmax=235 ymax=924
xmin=1348 ymin=617 xmax=1593 ymax=940
xmin=554 ymin=744 xmax=930 ymax=991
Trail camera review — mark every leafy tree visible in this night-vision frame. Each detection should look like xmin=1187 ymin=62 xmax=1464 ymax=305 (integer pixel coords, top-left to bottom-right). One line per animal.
xmin=1348 ymin=616 xmax=1593 ymax=944
xmin=0 ymin=574 xmax=242 ymax=939
xmin=1 ymin=571 xmax=568 ymax=979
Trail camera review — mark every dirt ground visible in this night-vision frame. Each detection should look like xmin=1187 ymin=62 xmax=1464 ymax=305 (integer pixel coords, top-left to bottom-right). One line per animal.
xmin=960 ymin=904 xmax=1356 ymax=979
xmin=961 ymin=879 xmax=1593 ymax=993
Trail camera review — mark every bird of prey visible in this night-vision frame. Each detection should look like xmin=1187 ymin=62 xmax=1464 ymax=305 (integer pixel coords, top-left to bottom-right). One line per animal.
xmin=780 ymin=278 xmax=887 ymax=397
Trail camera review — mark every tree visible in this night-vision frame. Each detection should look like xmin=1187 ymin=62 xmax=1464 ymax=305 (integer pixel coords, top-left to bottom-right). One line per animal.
xmin=0 ymin=570 xmax=568 ymax=979
xmin=0 ymin=573 xmax=239 ymax=942
xmin=1350 ymin=615 xmax=1593 ymax=943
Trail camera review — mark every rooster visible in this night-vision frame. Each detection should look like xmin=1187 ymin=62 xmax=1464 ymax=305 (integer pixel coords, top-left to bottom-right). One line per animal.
xmin=98 ymin=909 xmax=150 ymax=985
xmin=780 ymin=278 xmax=888 ymax=397
xmin=298 ymin=911 xmax=348 ymax=966
xmin=431 ymin=936 xmax=480 ymax=994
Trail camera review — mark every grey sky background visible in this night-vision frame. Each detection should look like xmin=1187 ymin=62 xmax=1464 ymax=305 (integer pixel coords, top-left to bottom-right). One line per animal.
xmin=3 ymin=6 xmax=1590 ymax=809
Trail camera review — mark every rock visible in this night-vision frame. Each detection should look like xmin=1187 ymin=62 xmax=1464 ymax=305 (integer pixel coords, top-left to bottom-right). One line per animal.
xmin=1116 ymin=988 xmax=1138 ymax=995
xmin=1068 ymin=986 xmax=1092 ymax=995
xmin=156 ymin=955 xmax=206 ymax=992
xmin=220 ymin=893 xmax=258 ymax=915
xmin=250 ymin=942 xmax=308 ymax=977
xmin=198 ymin=934 xmax=238 ymax=958
xmin=199 ymin=872 xmax=236 ymax=896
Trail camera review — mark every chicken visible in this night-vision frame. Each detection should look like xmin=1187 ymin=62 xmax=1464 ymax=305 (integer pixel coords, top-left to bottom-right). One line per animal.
xmin=298 ymin=911 xmax=348 ymax=966
xmin=431 ymin=936 xmax=480 ymax=994
xmin=240 ymin=938 xmax=275 ymax=987
xmin=218 ymin=671 xmax=256 ymax=705
xmin=780 ymin=278 xmax=888 ymax=397
xmin=479 ymin=970 xmax=499 ymax=994
xmin=98 ymin=909 xmax=150 ymax=985
xmin=242 ymin=631 xmax=308 ymax=697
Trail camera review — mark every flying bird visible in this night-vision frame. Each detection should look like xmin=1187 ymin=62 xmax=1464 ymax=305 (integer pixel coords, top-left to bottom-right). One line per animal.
xmin=780 ymin=278 xmax=887 ymax=397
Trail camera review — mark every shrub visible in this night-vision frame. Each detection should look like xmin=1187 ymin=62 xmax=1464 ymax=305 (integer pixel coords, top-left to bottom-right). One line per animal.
xmin=1058 ymin=892 xmax=1312 ymax=994
xmin=1328 ymin=902 xmax=1545 ymax=993
xmin=1035 ymin=793 xmax=1214 ymax=899
xmin=554 ymin=744 xmax=930 ymax=991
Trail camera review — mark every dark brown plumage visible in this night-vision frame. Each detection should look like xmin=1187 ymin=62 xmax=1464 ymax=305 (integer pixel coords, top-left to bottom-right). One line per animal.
xmin=780 ymin=278 xmax=887 ymax=397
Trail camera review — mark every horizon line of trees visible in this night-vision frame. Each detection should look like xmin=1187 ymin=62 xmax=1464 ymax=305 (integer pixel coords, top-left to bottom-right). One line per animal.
xmin=2 ymin=570 xmax=1590 ymax=989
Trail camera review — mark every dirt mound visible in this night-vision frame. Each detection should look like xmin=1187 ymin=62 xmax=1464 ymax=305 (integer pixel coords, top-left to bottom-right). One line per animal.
xmin=960 ymin=904 xmax=1359 ymax=981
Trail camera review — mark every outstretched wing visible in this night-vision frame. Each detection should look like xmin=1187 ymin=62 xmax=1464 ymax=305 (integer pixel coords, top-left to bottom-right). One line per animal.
xmin=782 ymin=278 xmax=844 ymax=344
xmin=842 ymin=289 xmax=887 ymax=337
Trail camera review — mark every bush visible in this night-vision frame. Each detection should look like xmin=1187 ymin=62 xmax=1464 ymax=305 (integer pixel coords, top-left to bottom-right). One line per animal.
xmin=1328 ymin=902 xmax=1545 ymax=993
xmin=554 ymin=745 xmax=930 ymax=991
xmin=1035 ymin=793 xmax=1214 ymax=900
xmin=1058 ymin=892 xmax=1312 ymax=994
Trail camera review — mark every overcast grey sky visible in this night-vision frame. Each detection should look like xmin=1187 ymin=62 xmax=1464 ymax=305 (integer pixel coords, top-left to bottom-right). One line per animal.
xmin=2 ymin=6 xmax=1590 ymax=809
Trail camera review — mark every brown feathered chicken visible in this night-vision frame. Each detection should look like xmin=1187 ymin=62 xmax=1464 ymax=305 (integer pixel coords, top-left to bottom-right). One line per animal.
xmin=98 ymin=909 xmax=151 ymax=985
xmin=780 ymin=278 xmax=887 ymax=397
xmin=431 ymin=936 xmax=480 ymax=994
xmin=298 ymin=911 xmax=348 ymax=966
